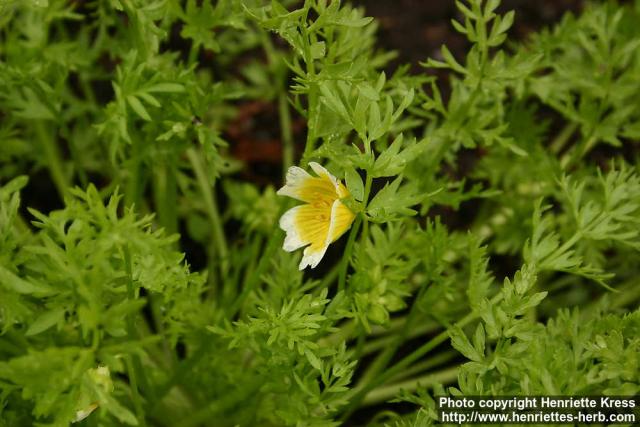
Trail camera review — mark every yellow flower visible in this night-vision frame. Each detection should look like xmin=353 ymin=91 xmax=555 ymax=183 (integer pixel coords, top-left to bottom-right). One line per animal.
xmin=278 ymin=162 xmax=356 ymax=270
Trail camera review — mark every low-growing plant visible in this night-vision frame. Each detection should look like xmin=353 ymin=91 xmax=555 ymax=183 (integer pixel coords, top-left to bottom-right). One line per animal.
xmin=0 ymin=0 xmax=638 ymax=426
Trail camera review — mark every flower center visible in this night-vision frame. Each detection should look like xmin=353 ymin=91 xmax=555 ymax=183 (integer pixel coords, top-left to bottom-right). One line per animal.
xmin=312 ymin=199 xmax=331 ymax=209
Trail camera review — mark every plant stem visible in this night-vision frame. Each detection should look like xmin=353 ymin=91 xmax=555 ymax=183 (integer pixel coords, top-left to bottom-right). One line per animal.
xmin=125 ymin=136 xmax=142 ymax=208
xmin=279 ymin=91 xmax=294 ymax=176
xmin=387 ymin=350 xmax=458 ymax=384
xmin=319 ymin=261 xmax=340 ymax=290
xmin=188 ymin=41 xmax=199 ymax=66
xmin=318 ymin=320 xmax=356 ymax=348
xmin=180 ymin=382 xmax=261 ymax=427
xmin=125 ymin=356 xmax=147 ymax=427
xmin=362 ymin=366 xmax=459 ymax=406
xmin=258 ymin=29 xmax=294 ymax=177
xmin=341 ymin=294 xmax=502 ymax=421
xmin=549 ymin=122 xmax=578 ymax=154
xmin=337 ymin=215 xmax=361 ymax=292
xmin=361 ymin=171 xmax=373 ymax=243
xmin=356 ymin=292 xmax=422 ymax=391
xmin=35 ymin=121 xmax=68 ymax=200
xmin=186 ymin=148 xmax=229 ymax=281
xmin=560 ymin=134 xmax=596 ymax=169
xmin=302 ymin=83 xmax=318 ymax=165
xmin=337 ymin=169 xmax=373 ymax=292
xmin=153 ymin=154 xmax=178 ymax=236
xmin=359 ymin=320 xmax=439 ymax=357
xmin=228 ymin=228 xmax=281 ymax=318
xmin=123 ymin=246 xmax=149 ymax=426
xmin=147 ymin=155 xmax=180 ymax=369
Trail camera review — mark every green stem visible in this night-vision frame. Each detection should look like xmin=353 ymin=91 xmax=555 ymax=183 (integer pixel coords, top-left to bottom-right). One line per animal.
xmin=180 ymin=383 xmax=261 ymax=427
xmin=279 ymin=91 xmax=294 ymax=176
xmin=360 ymin=320 xmax=439 ymax=357
xmin=354 ymin=324 xmax=367 ymax=360
xmin=549 ymin=122 xmax=578 ymax=155
xmin=186 ymin=148 xmax=229 ymax=280
xmin=341 ymin=294 xmax=502 ymax=421
xmin=258 ymin=29 xmax=294 ymax=176
xmin=337 ymin=215 xmax=362 ymax=292
xmin=35 ymin=121 xmax=67 ymax=199
xmin=228 ymin=228 xmax=281 ymax=318
xmin=188 ymin=41 xmax=199 ymax=66
xmin=153 ymin=155 xmax=178 ymax=236
xmin=337 ymin=170 xmax=373 ymax=292
xmin=362 ymin=367 xmax=459 ymax=406
xmin=301 ymin=26 xmax=318 ymax=164
xmin=560 ymin=134 xmax=596 ymax=170
xmin=302 ymin=83 xmax=319 ymax=165
xmin=123 ymin=246 xmax=149 ymax=426
xmin=318 ymin=261 xmax=340 ymax=289
xmin=543 ymin=231 xmax=582 ymax=267
xmin=387 ymin=350 xmax=458 ymax=384
xmin=125 ymin=136 xmax=142 ymax=208
xmin=149 ymin=155 xmax=179 ymax=367
xmin=125 ymin=356 xmax=147 ymax=427
xmin=150 ymin=293 xmax=175 ymax=369
xmin=153 ymin=342 xmax=211 ymax=411
xmin=235 ymin=232 xmax=262 ymax=301
xmin=318 ymin=320 xmax=356 ymax=348
xmin=361 ymin=171 xmax=373 ymax=243
xmin=356 ymin=291 xmax=422 ymax=391
xmin=609 ymin=283 xmax=640 ymax=308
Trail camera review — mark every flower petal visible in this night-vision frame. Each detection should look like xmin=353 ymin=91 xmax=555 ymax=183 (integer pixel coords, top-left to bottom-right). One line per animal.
xmin=279 ymin=203 xmax=333 ymax=269
xmin=309 ymin=162 xmax=339 ymax=187
xmin=277 ymin=166 xmax=312 ymax=200
xmin=336 ymin=181 xmax=350 ymax=199
xmin=278 ymin=165 xmax=337 ymax=203
xmin=299 ymin=243 xmax=329 ymax=270
xmin=73 ymin=403 xmax=99 ymax=423
xmin=309 ymin=162 xmax=351 ymax=199
xmin=326 ymin=199 xmax=356 ymax=245
xmin=279 ymin=206 xmax=307 ymax=252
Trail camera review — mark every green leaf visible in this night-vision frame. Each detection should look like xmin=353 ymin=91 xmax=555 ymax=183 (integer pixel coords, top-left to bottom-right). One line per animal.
xmin=26 ymin=308 xmax=66 ymax=336
xmin=0 ymin=266 xmax=54 ymax=295
xmin=473 ymin=323 xmax=485 ymax=356
xmin=319 ymin=81 xmax=351 ymax=125
xmin=0 ymin=175 xmax=28 ymax=199
xmin=145 ymin=82 xmax=185 ymax=93
xmin=304 ymin=348 xmax=322 ymax=370
xmin=372 ymin=135 xmax=427 ymax=178
xmin=310 ymin=41 xmax=326 ymax=59
xmin=450 ymin=325 xmax=482 ymax=362
xmin=344 ymin=167 xmax=364 ymax=202
xmin=127 ymin=95 xmax=151 ymax=121
xmin=367 ymin=177 xmax=421 ymax=222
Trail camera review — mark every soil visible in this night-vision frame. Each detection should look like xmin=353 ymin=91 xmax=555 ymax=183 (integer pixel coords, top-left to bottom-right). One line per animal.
xmin=355 ymin=0 xmax=584 ymax=70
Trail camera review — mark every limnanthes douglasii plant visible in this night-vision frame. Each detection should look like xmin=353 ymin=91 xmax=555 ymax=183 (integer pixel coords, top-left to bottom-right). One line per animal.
xmin=0 ymin=0 xmax=639 ymax=426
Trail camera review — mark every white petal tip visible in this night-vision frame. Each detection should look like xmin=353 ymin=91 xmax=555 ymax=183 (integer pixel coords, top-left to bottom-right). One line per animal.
xmin=280 ymin=206 xmax=307 ymax=252
xmin=298 ymin=245 xmax=328 ymax=270
xmin=309 ymin=162 xmax=339 ymax=190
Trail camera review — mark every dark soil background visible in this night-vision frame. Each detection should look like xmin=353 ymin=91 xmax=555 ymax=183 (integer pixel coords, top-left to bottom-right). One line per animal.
xmin=355 ymin=0 xmax=584 ymax=70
